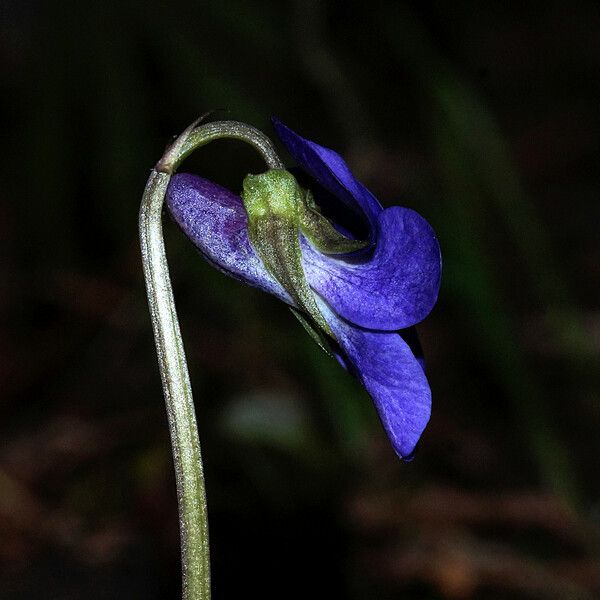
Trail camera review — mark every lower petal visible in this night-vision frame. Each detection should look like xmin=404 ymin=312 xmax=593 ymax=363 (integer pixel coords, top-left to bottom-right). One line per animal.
xmin=316 ymin=297 xmax=431 ymax=460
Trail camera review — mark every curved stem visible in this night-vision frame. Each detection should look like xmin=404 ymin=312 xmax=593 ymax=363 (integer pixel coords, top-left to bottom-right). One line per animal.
xmin=140 ymin=169 xmax=210 ymax=599
xmin=139 ymin=119 xmax=282 ymax=600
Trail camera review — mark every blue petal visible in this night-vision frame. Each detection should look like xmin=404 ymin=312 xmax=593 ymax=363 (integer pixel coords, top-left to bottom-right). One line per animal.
xmin=316 ymin=297 xmax=431 ymax=460
xmin=272 ymin=118 xmax=383 ymax=236
xmin=302 ymin=206 xmax=442 ymax=330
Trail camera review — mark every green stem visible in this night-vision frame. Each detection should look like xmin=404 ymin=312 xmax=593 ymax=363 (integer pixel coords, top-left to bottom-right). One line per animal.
xmin=139 ymin=119 xmax=282 ymax=599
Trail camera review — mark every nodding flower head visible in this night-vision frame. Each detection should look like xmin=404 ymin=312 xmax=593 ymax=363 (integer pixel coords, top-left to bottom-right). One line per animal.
xmin=166 ymin=118 xmax=442 ymax=460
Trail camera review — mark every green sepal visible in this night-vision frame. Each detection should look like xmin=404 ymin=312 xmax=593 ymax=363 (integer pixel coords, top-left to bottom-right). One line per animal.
xmin=290 ymin=308 xmax=334 ymax=357
xmin=299 ymin=191 xmax=368 ymax=254
xmin=242 ymin=170 xmax=333 ymax=337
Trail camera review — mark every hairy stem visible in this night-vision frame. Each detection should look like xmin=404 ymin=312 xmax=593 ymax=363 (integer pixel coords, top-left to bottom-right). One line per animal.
xmin=139 ymin=119 xmax=282 ymax=599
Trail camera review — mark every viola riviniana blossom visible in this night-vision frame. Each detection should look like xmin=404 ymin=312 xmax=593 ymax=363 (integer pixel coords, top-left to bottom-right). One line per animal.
xmin=166 ymin=119 xmax=441 ymax=459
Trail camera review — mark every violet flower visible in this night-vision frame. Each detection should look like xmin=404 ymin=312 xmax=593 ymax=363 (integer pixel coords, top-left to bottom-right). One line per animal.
xmin=166 ymin=119 xmax=441 ymax=459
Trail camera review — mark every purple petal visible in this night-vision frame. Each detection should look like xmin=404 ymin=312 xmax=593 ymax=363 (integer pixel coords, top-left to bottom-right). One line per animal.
xmin=272 ymin=118 xmax=383 ymax=235
xmin=166 ymin=173 xmax=291 ymax=304
xmin=302 ymin=206 xmax=442 ymax=330
xmin=316 ymin=297 xmax=431 ymax=460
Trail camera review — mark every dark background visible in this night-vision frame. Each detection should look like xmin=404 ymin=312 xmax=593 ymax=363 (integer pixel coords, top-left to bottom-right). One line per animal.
xmin=2 ymin=1 xmax=599 ymax=598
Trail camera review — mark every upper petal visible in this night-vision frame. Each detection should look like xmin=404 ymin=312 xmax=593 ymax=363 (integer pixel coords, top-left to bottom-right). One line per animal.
xmin=316 ymin=297 xmax=431 ymax=460
xmin=302 ymin=206 xmax=442 ymax=330
xmin=272 ymin=118 xmax=383 ymax=235
xmin=166 ymin=173 xmax=292 ymax=304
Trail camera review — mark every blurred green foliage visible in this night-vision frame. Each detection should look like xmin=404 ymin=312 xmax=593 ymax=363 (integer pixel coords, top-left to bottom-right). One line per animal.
xmin=2 ymin=1 xmax=599 ymax=598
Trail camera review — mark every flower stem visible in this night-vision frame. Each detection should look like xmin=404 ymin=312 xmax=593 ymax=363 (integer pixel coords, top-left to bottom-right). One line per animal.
xmin=140 ymin=169 xmax=211 ymax=599
xmin=139 ymin=119 xmax=282 ymax=600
